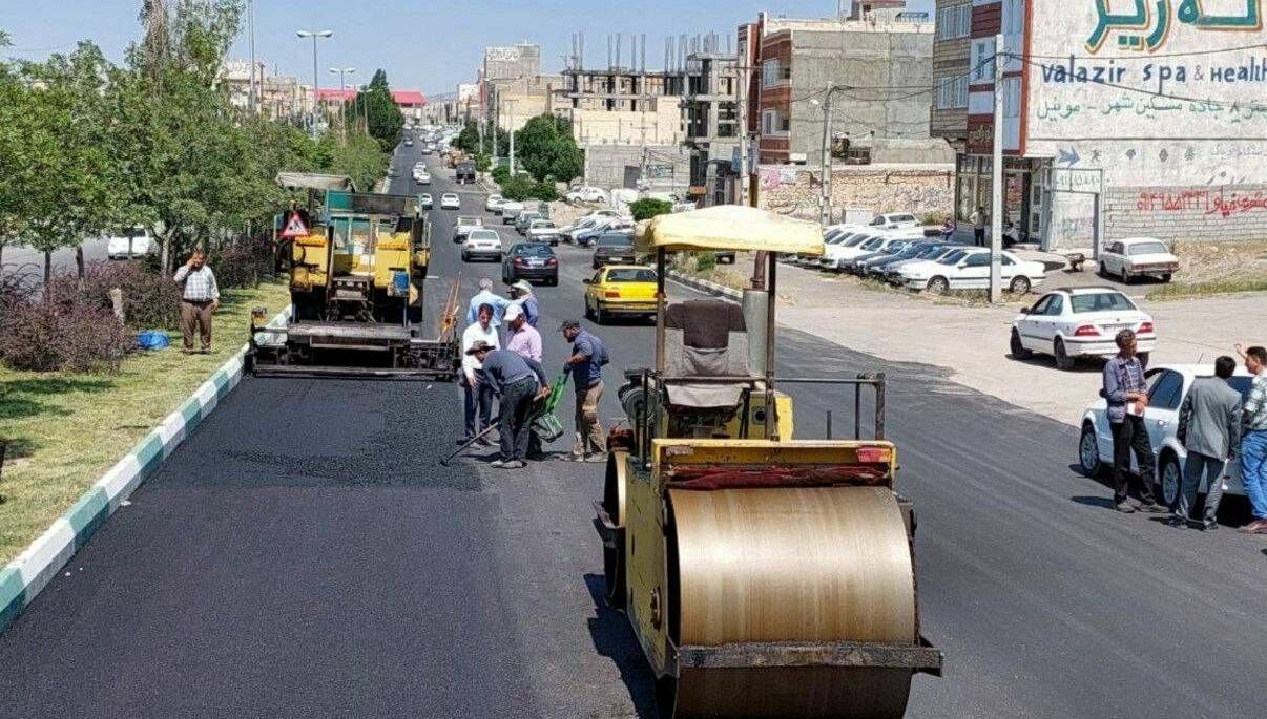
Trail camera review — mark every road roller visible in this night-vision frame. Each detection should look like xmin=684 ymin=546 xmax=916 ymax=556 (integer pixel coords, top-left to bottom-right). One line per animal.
xmin=593 ymin=205 xmax=942 ymax=719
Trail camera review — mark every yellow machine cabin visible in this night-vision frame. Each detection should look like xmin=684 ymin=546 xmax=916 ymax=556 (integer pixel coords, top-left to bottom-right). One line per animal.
xmin=592 ymin=205 xmax=941 ymax=719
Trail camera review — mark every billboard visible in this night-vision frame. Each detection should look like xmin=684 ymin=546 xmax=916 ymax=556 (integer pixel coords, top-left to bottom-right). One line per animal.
xmin=1026 ymin=0 xmax=1267 ymax=150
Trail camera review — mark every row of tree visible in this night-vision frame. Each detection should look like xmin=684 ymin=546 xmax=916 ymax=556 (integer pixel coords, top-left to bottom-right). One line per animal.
xmin=0 ymin=1 xmax=400 ymax=282
xmin=452 ymin=114 xmax=584 ymax=185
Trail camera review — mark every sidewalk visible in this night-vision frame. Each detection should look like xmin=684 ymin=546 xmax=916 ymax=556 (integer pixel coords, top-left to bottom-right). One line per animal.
xmin=737 ymin=260 xmax=1259 ymax=426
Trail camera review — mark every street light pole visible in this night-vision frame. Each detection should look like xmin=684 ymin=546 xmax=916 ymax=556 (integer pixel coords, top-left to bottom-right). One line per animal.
xmin=247 ymin=0 xmax=256 ymax=113
xmin=990 ymin=34 xmax=1005 ymax=303
xmin=296 ymin=29 xmax=333 ymax=139
xmin=818 ymin=85 xmax=845 ymax=227
xmin=330 ymin=67 xmax=355 ymax=144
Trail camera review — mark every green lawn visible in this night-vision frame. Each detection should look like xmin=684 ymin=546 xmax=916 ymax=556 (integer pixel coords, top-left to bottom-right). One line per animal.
xmin=0 ymin=279 xmax=290 ymax=566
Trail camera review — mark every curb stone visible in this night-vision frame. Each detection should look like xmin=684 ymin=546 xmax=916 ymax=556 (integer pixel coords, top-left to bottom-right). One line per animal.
xmin=667 ymin=270 xmax=743 ymax=302
xmin=0 ymin=308 xmax=290 ymax=634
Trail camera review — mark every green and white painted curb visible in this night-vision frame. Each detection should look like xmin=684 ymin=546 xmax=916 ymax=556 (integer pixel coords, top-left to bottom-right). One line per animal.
xmin=0 ymin=308 xmax=290 ymax=633
xmin=668 ymin=269 xmax=743 ymax=301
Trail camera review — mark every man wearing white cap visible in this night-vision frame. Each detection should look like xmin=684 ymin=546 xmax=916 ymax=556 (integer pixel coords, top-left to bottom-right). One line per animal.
xmin=503 ymin=303 xmax=542 ymax=362
xmin=507 ymin=279 xmax=540 ymax=327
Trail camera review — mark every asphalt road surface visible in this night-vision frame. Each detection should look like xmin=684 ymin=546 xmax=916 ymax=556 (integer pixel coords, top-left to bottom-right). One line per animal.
xmin=3 ymin=142 xmax=1265 ymax=719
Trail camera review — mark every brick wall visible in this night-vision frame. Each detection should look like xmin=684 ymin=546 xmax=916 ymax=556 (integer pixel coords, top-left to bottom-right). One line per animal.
xmin=756 ymin=165 xmax=955 ymax=220
xmin=1104 ymin=184 xmax=1267 ymax=243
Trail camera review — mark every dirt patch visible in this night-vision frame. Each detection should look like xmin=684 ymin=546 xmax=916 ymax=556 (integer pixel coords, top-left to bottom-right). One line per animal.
xmin=1171 ymin=238 xmax=1267 ymax=283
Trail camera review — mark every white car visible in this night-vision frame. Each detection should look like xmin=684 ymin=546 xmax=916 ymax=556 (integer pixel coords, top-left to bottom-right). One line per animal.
xmin=1097 ymin=237 xmax=1180 ymax=283
xmin=1079 ymin=364 xmax=1254 ymax=509
xmin=566 ymin=187 xmax=609 ymax=204
xmin=106 ymin=227 xmax=158 ymax=260
xmin=822 ymin=233 xmax=888 ymax=271
xmin=414 ymin=170 xmax=431 ymax=185
xmin=417 ymin=193 xmax=433 ymax=210
xmin=525 ymin=219 xmax=561 ymax=246
xmin=440 ymin=193 xmax=461 ymax=210
xmin=460 ymin=228 xmax=503 ymax=261
xmin=867 ymin=212 xmax=920 ymax=230
xmin=1011 ymin=287 xmax=1156 ymax=370
xmin=485 ymin=194 xmax=505 ymax=213
xmin=815 ymin=230 xmax=872 ymax=269
xmin=895 ymin=248 xmax=1045 ymax=294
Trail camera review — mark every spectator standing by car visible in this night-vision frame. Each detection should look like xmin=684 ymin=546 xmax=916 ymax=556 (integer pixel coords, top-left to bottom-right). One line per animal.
xmin=970 ymin=207 xmax=986 ymax=247
xmin=1238 ymin=345 xmax=1267 ymax=533
xmin=1174 ymin=356 xmax=1243 ymax=530
xmin=508 ymin=280 xmax=540 ymax=327
xmin=460 ymin=304 xmax=500 ymax=445
xmin=467 ymin=277 xmax=509 ymax=327
xmin=1102 ymin=329 xmax=1165 ymax=514
xmin=467 ymin=341 xmax=551 ymax=469
xmin=172 ymin=250 xmax=221 ymax=354
xmin=559 ymin=319 xmax=608 ymax=462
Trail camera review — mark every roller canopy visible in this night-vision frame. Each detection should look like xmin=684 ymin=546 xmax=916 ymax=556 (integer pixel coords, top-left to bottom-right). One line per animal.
xmin=275 ymin=172 xmax=355 ymax=192
xmin=638 ymin=205 xmax=825 ymax=256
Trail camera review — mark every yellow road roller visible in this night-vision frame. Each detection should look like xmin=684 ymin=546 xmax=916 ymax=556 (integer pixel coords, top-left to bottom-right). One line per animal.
xmin=593 ymin=206 xmax=941 ymax=718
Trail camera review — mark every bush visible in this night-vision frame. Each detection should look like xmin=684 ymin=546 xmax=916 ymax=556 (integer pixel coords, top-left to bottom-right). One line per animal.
xmin=474 ymin=153 xmax=492 ymax=173
xmin=532 ymin=182 xmax=559 ymax=202
xmin=695 ymin=252 xmax=717 ymax=272
xmin=209 ymin=236 xmax=274 ymax=291
xmin=0 ymin=272 xmax=131 ymax=373
xmin=491 ymin=165 xmax=510 ymax=186
xmin=500 ymin=175 xmax=537 ymax=201
xmin=629 ymin=198 xmax=673 ymax=221
xmin=80 ymin=260 xmax=182 ymax=331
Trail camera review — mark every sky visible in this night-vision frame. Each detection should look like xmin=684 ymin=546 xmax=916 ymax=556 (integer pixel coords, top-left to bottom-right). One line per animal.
xmin=0 ymin=0 xmax=934 ymax=97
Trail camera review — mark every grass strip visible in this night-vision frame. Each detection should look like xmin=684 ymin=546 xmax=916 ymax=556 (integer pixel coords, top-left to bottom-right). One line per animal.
xmin=1146 ymin=277 xmax=1267 ymax=300
xmin=0 ymin=278 xmax=290 ymax=566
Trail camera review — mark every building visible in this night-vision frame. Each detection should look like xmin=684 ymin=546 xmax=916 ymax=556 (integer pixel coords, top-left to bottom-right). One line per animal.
xmin=936 ymin=0 xmax=1267 ymax=250
xmin=747 ymin=1 xmax=941 ymax=167
xmin=930 ymin=0 xmax=970 ymax=152
xmin=557 ymin=64 xmax=681 ymax=145
xmin=487 ymin=74 xmax=562 ymax=133
xmin=682 ymin=50 xmax=741 ymax=205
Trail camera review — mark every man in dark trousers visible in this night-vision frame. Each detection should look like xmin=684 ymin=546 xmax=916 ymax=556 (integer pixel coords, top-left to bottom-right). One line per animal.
xmin=1174 ymin=356 xmax=1243 ymax=530
xmin=467 ymin=341 xmax=551 ymax=469
xmin=1102 ymin=329 xmax=1165 ymax=513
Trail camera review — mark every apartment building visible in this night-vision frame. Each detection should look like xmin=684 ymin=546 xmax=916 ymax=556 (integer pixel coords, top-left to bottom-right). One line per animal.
xmin=682 ymin=50 xmax=741 ymax=204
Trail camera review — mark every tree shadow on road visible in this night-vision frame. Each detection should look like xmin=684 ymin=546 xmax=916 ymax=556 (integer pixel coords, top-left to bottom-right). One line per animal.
xmin=583 ymin=573 xmax=659 ymax=719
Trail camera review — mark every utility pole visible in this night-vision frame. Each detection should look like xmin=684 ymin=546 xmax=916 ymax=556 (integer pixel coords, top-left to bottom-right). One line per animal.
xmin=818 ymin=85 xmax=844 ymax=227
xmin=296 ymin=29 xmax=333 ymax=139
xmin=737 ymin=62 xmax=750 ymax=208
xmin=247 ymin=0 xmax=256 ymax=113
xmin=330 ymin=67 xmax=355 ymax=145
xmin=507 ymin=98 xmax=517 ymax=176
xmin=990 ymin=34 xmax=1005 ymax=303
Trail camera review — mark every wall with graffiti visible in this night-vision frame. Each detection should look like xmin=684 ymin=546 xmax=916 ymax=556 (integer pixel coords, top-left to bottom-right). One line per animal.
xmin=756 ymin=166 xmax=954 ymax=220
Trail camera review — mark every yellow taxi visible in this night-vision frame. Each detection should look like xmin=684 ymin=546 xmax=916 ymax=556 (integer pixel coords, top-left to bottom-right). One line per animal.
xmin=582 ymin=265 xmax=658 ymax=324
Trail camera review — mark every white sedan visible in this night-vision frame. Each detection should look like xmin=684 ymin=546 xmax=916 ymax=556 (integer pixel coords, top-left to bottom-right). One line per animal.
xmin=1011 ymin=287 xmax=1156 ymax=370
xmin=895 ymin=248 xmax=1045 ymax=294
xmin=485 ymin=194 xmax=504 ymax=213
xmin=460 ymin=228 xmax=503 ymax=262
xmin=1097 ymin=237 xmax=1180 ymax=283
xmin=1079 ymin=364 xmax=1254 ymax=509
xmin=439 ymin=193 xmax=461 ymax=210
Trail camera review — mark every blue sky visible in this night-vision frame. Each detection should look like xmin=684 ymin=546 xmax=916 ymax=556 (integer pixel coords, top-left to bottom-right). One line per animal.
xmin=1 ymin=0 xmax=934 ymax=96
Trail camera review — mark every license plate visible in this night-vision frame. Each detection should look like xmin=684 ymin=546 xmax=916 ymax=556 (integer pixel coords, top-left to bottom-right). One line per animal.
xmin=527 ymin=259 xmax=543 ymax=267
xmin=1104 ymin=323 xmax=1132 ymax=332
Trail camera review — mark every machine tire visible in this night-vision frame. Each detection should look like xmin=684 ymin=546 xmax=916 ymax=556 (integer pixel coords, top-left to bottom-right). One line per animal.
xmin=1054 ymin=338 xmax=1075 ymax=370
xmin=602 ymin=453 xmax=628 ymax=609
xmin=1159 ymin=451 xmax=1182 ymax=509
xmin=1098 ymin=262 xmax=1108 ymax=277
xmin=1010 ymin=328 xmax=1032 ymax=359
xmin=461 ymin=251 xmax=469 ymax=261
xmin=584 ymin=299 xmax=595 ymax=321
xmin=1078 ymin=423 xmax=1104 ymax=477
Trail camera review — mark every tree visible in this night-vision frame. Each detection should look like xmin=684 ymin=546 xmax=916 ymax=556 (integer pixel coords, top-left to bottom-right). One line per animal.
xmin=513 ymin=115 xmax=583 ymax=183
xmin=629 ymin=198 xmax=673 ymax=221
xmin=347 ymin=69 xmax=403 ymax=153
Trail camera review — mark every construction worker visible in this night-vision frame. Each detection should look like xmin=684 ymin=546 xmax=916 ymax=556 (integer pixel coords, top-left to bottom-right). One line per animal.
xmin=467 ymin=341 xmax=551 ymax=469
xmin=508 ymin=279 xmax=540 ymax=327
xmin=559 ymin=319 xmax=609 ymax=462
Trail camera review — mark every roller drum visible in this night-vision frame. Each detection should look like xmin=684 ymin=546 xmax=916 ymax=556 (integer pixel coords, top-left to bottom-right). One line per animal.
xmin=665 ymin=486 xmax=918 ymax=719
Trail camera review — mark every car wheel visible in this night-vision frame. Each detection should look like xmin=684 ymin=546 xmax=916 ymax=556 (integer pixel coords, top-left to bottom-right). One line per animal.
xmin=1159 ymin=451 xmax=1182 ymax=509
xmin=1009 ymin=276 xmax=1032 ymax=295
xmin=1010 ymin=328 xmax=1032 ymax=359
xmin=1078 ymin=423 xmax=1104 ymax=477
xmin=1119 ymin=267 xmax=1130 ymax=284
xmin=1160 ymin=272 xmax=1172 ymax=283
xmin=595 ymin=304 xmax=606 ymax=324
xmin=1098 ymin=262 xmax=1108 ymax=277
xmin=461 ymin=252 xmax=469 ymax=261
xmin=584 ymin=300 xmax=595 ymax=321
xmin=926 ymin=276 xmax=950 ymax=294
xmin=1054 ymin=338 xmax=1075 ymax=370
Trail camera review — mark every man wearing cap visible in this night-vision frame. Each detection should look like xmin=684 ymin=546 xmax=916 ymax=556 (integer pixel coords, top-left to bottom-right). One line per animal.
xmin=467 ymin=341 xmax=552 ymax=469
xmin=505 ymin=303 xmax=545 ymax=457
xmin=560 ymin=320 xmax=608 ymax=462
xmin=460 ymin=304 xmax=500 ymax=445
xmin=508 ymin=280 xmax=540 ymax=327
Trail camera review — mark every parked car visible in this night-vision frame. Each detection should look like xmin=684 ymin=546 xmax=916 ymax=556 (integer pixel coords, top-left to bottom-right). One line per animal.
xmin=106 ymin=227 xmax=158 ymax=260
xmin=857 ymin=240 xmax=937 ymax=276
xmin=868 ymin=212 xmax=920 ymax=230
xmin=881 ymin=244 xmax=963 ymax=281
xmin=453 ymin=215 xmax=484 ymax=243
xmin=816 ymin=231 xmax=873 ymax=270
xmin=460 ymin=228 xmax=503 ymax=262
xmin=485 ymin=194 xmax=505 ymax=213
xmin=566 ymin=186 xmax=609 ymax=204
xmin=500 ymin=201 xmax=525 ymax=225
xmin=1079 ymin=364 xmax=1255 ymax=509
xmin=515 ymin=210 xmax=543 ymax=235
xmin=591 ymin=232 xmax=637 ymax=269
xmin=417 ymin=193 xmax=433 ymax=210
xmin=826 ymin=234 xmax=890 ymax=272
xmin=561 ymin=215 xmax=609 ymax=243
xmin=502 ymin=242 xmax=559 ymax=286
xmin=440 ymin=193 xmax=461 ymax=210
xmin=845 ymin=238 xmax=921 ymax=275
xmin=525 ymin=219 xmax=561 ymax=246
xmin=576 ymin=221 xmax=630 ymax=248
xmin=583 ymin=266 xmax=659 ymax=324
xmin=894 ymin=248 xmax=1045 ymax=294
xmin=1097 ymin=237 xmax=1179 ymax=283
xmin=1011 ymin=287 xmax=1156 ymax=370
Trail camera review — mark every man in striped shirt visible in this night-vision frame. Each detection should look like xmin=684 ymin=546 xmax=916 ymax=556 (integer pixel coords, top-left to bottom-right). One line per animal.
xmin=172 ymin=250 xmax=221 ymax=354
xmin=1238 ymin=344 xmax=1267 ymax=533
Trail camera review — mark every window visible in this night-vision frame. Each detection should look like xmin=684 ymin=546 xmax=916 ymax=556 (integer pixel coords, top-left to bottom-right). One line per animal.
xmin=1071 ymin=292 xmax=1136 ymax=313
xmin=1147 ymin=371 xmax=1184 ymax=410
xmin=936 ymin=76 xmax=968 ymax=109
xmin=761 ymin=108 xmax=789 ymax=135
xmin=761 ymin=59 xmax=791 ymax=86
xmin=1045 ymin=295 xmax=1064 ymax=316
xmin=1128 ymin=241 xmax=1170 ymax=255
xmin=606 ymin=268 xmax=657 ymax=282
xmin=936 ymin=4 xmax=971 ymax=40
xmin=762 ymin=109 xmax=774 ymax=134
xmin=963 ymin=253 xmax=990 ymax=268
xmin=971 ymin=38 xmax=996 ymax=82
xmin=1002 ymin=77 xmax=1021 ymax=119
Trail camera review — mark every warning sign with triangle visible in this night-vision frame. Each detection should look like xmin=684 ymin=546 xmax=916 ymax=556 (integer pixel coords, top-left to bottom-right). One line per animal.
xmin=281 ymin=211 xmax=310 ymax=239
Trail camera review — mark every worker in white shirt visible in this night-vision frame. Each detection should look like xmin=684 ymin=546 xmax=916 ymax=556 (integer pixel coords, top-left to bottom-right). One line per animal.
xmin=460 ymin=303 xmax=500 ymax=444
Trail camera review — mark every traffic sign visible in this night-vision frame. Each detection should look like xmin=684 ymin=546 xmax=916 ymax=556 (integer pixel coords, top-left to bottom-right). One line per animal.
xmin=281 ymin=211 xmax=310 ymax=238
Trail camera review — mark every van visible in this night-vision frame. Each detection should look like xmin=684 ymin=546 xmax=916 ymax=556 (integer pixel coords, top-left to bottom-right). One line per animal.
xmin=106 ymin=228 xmax=157 ymax=260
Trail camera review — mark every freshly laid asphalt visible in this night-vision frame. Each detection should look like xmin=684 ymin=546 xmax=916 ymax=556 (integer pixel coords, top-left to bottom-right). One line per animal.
xmin=2 ymin=143 xmax=1265 ymax=719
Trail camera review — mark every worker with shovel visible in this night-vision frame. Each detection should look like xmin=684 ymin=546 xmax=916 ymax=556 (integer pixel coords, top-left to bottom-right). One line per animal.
xmin=467 ymin=341 xmax=552 ymax=469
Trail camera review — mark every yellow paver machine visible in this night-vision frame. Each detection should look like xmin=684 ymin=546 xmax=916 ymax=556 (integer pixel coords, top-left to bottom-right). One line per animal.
xmin=593 ymin=205 xmax=942 ymax=718
xmin=248 ymin=172 xmax=459 ymax=379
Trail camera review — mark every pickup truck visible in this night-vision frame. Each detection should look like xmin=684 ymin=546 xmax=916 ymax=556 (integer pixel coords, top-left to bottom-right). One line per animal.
xmin=453 ymin=215 xmax=484 ymax=243
xmin=106 ymin=228 xmax=158 ymax=260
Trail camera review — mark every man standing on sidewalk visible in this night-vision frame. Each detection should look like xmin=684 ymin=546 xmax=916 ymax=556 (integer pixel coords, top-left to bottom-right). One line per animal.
xmin=1174 ymin=356 xmax=1242 ymax=530
xmin=172 ymin=250 xmax=220 ymax=354
xmin=1239 ymin=345 xmax=1267 ymax=533
xmin=459 ymin=304 xmax=500 ymax=445
xmin=970 ymin=206 xmax=986 ymax=247
xmin=559 ymin=319 xmax=608 ymax=462
xmin=1102 ymin=329 xmax=1165 ymax=514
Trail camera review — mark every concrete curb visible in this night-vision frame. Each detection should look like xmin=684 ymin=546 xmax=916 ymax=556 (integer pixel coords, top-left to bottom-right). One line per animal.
xmin=667 ymin=269 xmax=743 ymax=302
xmin=0 ymin=308 xmax=290 ymax=634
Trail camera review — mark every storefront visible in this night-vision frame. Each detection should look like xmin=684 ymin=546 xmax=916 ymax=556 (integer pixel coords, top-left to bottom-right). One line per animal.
xmin=954 ymin=154 xmax=1049 ymax=244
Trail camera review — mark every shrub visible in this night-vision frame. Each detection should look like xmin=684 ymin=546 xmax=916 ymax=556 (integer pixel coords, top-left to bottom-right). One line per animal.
xmin=695 ymin=252 xmax=717 ymax=272
xmin=210 ymin=236 xmax=274 ymax=290
xmin=500 ymin=175 xmax=536 ymax=201
xmin=532 ymin=182 xmax=559 ymax=202
xmin=629 ymin=198 xmax=673 ymax=221
xmin=80 ymin=260 xmax=182 ymax=331
xmin=491 ymin=165 xmax=510 ymax=185
xmin=0 ymin=272 xmax=131 ymax=373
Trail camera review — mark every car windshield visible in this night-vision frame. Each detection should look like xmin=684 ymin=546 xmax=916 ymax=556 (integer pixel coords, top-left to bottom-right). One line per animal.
xmin=892 ymin=214 xmax=916 ymax=223
xmin=606 ymin=268 xmax=657 ymax=282
xmin=861 ymin=237 xmax=885 ymax=250
xmin=1128 ymin=241 xmax=1169 ymax=255
xmin=841 ymin=234 xmax=869 ymax=247
xmin=469 ymin=230 xmax=498 ymax=241
xmin=597 ymin=235 xmax=633 ymax=248
xmin=1070 ymin=292 xmax=1137 ymax=313
xmin=532 ymin=220 xmax=554 ymax=228
xmin=515 ymin=244 xmax=553 ymax=257
xmin=938 ymin=250 xmax=971 ymax=265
